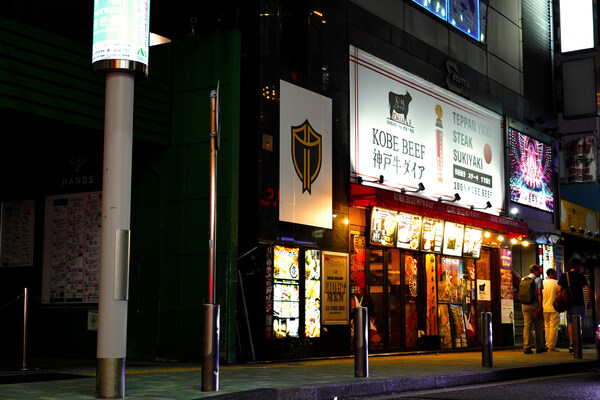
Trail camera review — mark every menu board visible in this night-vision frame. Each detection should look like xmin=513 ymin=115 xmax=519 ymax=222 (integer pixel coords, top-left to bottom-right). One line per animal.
xmin=421 ymin=217 xmax=445 ymax=253
xmin=1 ymin=200 xmax=35 ymax=267
xmin=42 ymin=192 xmax=102 ymax=304
xmin=273 ymin=246 xmax=300 ymax=338
xmin=322 ymin=251 xmax=349 ymax=325
xmin=369 ymin=207 xmax=397 ymax=247
xmin=305 ymin=249 xmax=321 ymax=338
xmin=442 ymin=222 xmax=464 ymax=257
xmin=462 ymin=227 xmax=483 ymax=258
xmin=396 ymin=213 xmax=422 ymax=250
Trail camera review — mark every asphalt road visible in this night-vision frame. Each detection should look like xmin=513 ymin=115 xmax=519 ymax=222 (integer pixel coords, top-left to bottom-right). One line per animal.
xmin=357 ymin=369 xmax=600 ymax=400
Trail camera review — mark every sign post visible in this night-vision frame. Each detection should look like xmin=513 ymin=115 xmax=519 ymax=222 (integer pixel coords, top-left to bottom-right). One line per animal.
xmin=202 ymin=88 xmax=220 ymax=392
xmin=92 ymin=1 xmax=149 ymax=398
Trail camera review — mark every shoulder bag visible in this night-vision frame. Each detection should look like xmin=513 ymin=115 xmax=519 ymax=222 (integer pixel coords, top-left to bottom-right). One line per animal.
xmin=553 ymin=272 xmax=572 ymax=313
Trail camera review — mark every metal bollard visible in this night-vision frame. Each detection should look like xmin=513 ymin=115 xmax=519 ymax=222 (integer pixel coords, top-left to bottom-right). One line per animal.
xmin=21 ymin=288 xmax=29 ymax=371
xmin=354 ymin=306 xmax=369 ymax=377
xmin=596 ymin=324 xmax=600 ymax=361
xmin=201 ymin=304 xmax=220 ymax=391
xmin=481 ymin=312 xmax=493 ymax=367
xmin=572 ymin=315 xmax=582 ymax=359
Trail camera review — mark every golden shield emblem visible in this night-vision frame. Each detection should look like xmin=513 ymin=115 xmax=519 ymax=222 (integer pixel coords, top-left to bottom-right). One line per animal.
xmin=291 ymin=119 xmax=322 ymax=194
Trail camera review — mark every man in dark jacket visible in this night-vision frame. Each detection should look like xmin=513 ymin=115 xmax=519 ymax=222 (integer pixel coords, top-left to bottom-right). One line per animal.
xmin=558 ymin=257 xmax=592 ymax=353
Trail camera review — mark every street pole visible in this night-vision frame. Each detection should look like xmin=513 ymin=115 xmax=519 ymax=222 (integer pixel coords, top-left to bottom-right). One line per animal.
xmin=92 ymin=1 xmax=149 ymax=397
xmin=96 ymin=72 xmax=134 ymax=399
xmin=202 ymin=88 xmax=220 ymax=392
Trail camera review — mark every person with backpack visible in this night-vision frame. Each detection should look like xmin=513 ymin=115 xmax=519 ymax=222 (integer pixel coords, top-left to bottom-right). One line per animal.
xmin=520 ymin=264 xmax=546 ymax=354
xmin=558 ymin=257 xmax=592 ymax=353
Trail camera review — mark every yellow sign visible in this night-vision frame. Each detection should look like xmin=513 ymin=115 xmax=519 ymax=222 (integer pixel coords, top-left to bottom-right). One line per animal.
xmin=560 ymin=199 xmax=599 ymax=236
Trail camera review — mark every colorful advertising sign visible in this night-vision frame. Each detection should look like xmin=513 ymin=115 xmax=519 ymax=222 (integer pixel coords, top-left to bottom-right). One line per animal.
xmin=305 ymin=249 xmax=321 ymax=338
xmin=442 ymin=222 xmax=464 ymax=257
xmin=560 ymin=199 xmax=599 ymax=236
xmin=280 ymin=80 xmax=333 ymax=229
xmin=564 ymin=135 xmax=596 ymax=184
xmin=508 ymin=128 xmax=554 ymax=212
xmin=421 ymin=217 xmax=445 ymax=253
xmin=349 ymin=46 xmax=504 ymax=213
xmin=273 ymin=246 xmax=300 ymax=338
xmin=462 ymin=227 xmax=483 ymax=259
xmin=322 ymin=252 xmax=349 ymax=325
xmin=92 ymin=0 xmax=150 ymax=66
xmin=396 ymin=213 xmax=422 ymax=250
xmin=370 ymin=207 xmax=398 ymax=247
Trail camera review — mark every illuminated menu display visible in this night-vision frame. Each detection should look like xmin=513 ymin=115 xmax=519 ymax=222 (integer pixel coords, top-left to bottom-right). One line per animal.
xmin=462 ymin=227 xmax=483 ymax=259
xmin=421 ymin=217 xmax=445 ymax=253
xmin=305 ymin=249 xmax=321 ymax=338
xmin=442 ymin=222 xmax=465 ymax=257
xmin=396 ymin=213 xmax=423 ymax=250
xmin=370 ymin=207 xmax=397 ymax=247
xmin=273 ymin=246 xmax=300 ymax=338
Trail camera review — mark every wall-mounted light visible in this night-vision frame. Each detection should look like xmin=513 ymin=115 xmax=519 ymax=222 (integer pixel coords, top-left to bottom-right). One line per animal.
xmin=484 ymin=231 xmax=491 ymax=238
xmin=358 ymin=175 xmax=384 ymax=184
xmin=510 ymin=238 xmax=518 ymax=245
xmin=471 ymin=201 xmax=492 ymax=211
xmin=522 ymin=240 xmax=529 ymax=247
xmin=510 ymin=207 xmax=519 ymax=216
xmin=570 ymin=225 xmax=576 ymax=232
xmin=438 ymin=193 xmax=461 ymax=203
xmin=401 ymin=182 xmax=425 ymax=194
xmin=498 ymin=235 xmax=505 ymax=242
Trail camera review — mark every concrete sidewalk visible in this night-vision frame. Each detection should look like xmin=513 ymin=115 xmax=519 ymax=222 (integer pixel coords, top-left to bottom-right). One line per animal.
xmin=0 ymin=347 xmax=598 ymax=400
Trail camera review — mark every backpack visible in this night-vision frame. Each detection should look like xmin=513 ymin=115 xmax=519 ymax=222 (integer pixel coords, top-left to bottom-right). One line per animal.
xmin=518 ymin=276 xmax=536 ymax=304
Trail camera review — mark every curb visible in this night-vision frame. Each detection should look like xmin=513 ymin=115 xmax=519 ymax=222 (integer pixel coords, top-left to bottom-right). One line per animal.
xmin=204 ymin=359 xmax=598 ymax=400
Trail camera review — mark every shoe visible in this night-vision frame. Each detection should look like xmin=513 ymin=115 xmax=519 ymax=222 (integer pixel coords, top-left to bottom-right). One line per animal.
xmin=536 ymin=347 xmax=548 ymax=353
xmin=549 ymin=348 xmax=559 ymax=352
xmin=524 ymin=348 xmax=533 ymax=354
xmin=569 ymin=346 xmax=574 ymax=353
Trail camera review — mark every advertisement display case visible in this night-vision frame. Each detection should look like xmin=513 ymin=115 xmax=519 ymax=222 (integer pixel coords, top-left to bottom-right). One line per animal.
xmin=462 ymin=227 xmax=483 ymax=259
xmin=370 ymin=207 xmax=397 ymax=247
xmin=442 ymin=222 xmax=465 ymax=257
xmin=396 ymin=213 xmax=422 ymax=250
xmin=273 ymin=246 xmax=300 ymax=338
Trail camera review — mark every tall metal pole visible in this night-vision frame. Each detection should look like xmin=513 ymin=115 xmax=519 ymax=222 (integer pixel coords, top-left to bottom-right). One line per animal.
xmin=96 ymin=72 xmax=134 ymax=399
xmin=202 ymin=89 xmax=220 ymax=392
xmin=21 ymin=287 xmax=28 ymax=371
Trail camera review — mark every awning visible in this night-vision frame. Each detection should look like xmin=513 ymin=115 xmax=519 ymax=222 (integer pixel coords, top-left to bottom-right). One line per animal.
xmin=350 ymin=183 xmax=528 ymax=237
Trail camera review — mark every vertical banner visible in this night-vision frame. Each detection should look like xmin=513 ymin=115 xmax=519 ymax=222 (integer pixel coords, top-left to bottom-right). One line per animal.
xmin=564 ymin=135 xmax=597 ymax=183
xmin=322 ymin=251 xmax=349 ymax=325
xmin=279 ymin=80 xmax=332 ymax=229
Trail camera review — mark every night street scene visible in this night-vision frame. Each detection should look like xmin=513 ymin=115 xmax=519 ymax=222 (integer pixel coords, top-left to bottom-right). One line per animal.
xmin=1 ymin=1 xmax=600 ymax=399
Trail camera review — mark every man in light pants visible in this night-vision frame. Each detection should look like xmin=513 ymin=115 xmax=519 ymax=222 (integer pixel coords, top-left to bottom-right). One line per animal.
xmin=542 ymin=268 xmax=560 ymax=351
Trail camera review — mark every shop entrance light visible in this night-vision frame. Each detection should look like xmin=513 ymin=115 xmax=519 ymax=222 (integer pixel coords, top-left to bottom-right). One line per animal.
xmin=438 ymin=193 xmax=461 ymax=203
xmin=358 ymin=175 xmax=384 ymax=184
xmin=471 ymin=201 xmax=492 ymax=211
xmin=401 ymin=182 xmax=425 ymax=194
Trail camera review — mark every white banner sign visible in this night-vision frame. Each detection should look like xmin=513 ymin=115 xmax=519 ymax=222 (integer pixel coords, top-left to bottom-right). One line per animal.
xmin=564 ymin=135 xmax=596 ymax=183
xmin=280 ymin=80 xmax=333 ymax=229
xmin=349 ymin=46 xmax=504 ymax=212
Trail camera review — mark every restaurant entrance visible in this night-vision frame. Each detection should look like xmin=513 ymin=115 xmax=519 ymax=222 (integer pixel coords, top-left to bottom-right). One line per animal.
xmin=365 ymin=248 xmax=421 ymax=351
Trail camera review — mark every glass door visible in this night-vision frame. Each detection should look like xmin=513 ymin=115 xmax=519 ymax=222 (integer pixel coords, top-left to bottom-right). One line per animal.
xmin=366 ymin=248 xmax=385 ymax=349
xmin=403 ymin=251 xmax=419 ymax=348
xmin=388 ymin=249 xmax=402 ymax=348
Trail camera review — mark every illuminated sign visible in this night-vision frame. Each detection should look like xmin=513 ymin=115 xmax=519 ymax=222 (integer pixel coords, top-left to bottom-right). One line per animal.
xmin=92 ymin=0 xmax=150 ymax=67
xmin=442 ymin=222 xmax=464 ymax=257
xmin=350 ymin=46 xmax=504 ymax=214
xmin=396 ymin=213 xmax=422 ymax=250
xmin=508 ymin=128 xmax=554 ymax=213
xmin=462 ymin=227 xmax=482 ymax=259
xmin=370 ymin=207 xmax=398 ymax=247
xmin=559 ymin=0 xmax=594 ymax=53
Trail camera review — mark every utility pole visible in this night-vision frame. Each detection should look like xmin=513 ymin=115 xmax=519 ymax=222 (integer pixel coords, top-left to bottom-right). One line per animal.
xmin=92 ymin=1 xmax=149 ymax=398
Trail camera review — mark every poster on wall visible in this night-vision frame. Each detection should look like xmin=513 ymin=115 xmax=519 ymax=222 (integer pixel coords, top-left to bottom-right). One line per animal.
xmin=279 ymin=80 xmax=333 ymax=229
xmin=42 ymin=192 xmax=102 ymax=304
xmin=508 ymin=128 xmax=554 ymax=212
xmin=273 ymin=246 xmax=300 ymax=338
xmin=1 ymin=200 xmax=35 ymax=267
xmin=305 ymin=249 xmax=321 ymax=338
xmin=370 ymin=207 xmax=397 ymax=247
xmin=349 ymin=46 xmax=504 ymax=214
xmin=462 ymin=227 xmax=482 ymax=258
xmin=396 ymin=212 xmax=422 ymax=250
xmin=477 ymin=279 xmax=491 ymax=301
xmin=442 ymin=222 xmax=464 ymax=257
xmin=421 ymin=217 xmax=444 ymax=253
xmin=564 ymin=135 xmax=597 ymax=183
xmin=322 ymin=251 xmax=349 ymax=325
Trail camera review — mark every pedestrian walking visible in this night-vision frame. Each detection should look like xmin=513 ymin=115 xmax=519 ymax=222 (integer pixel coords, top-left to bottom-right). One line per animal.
xmin=542 ymin=268 xmax=559 ymax=351
xmin=519 ymin=264 xmax=545 ymax=354
xmin=558 ymin=257 xmax=592 ymax=353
